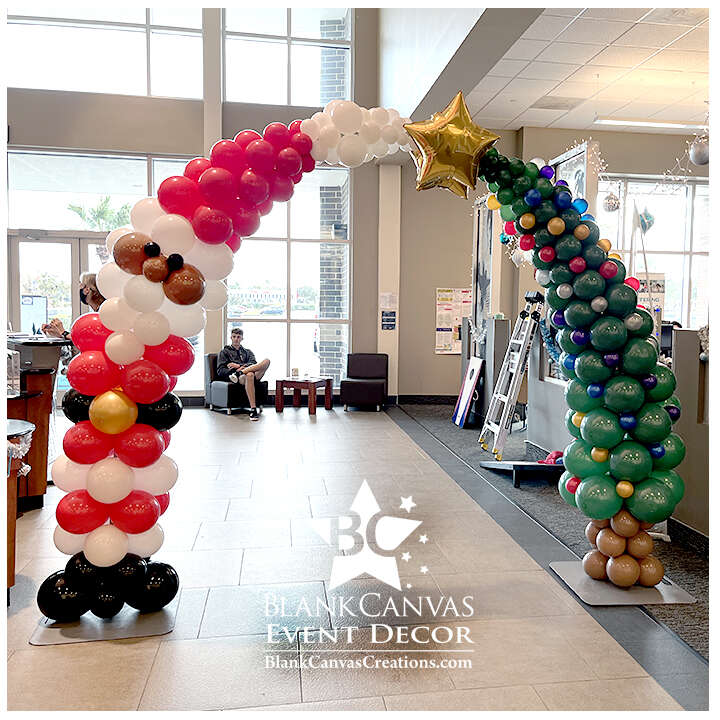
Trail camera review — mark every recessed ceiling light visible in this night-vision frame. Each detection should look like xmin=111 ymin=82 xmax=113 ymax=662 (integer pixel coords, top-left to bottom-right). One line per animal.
xmin=593 ymin=117 xmax=708 ymax=130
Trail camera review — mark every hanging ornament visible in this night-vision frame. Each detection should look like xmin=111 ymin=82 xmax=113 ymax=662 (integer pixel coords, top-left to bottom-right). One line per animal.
xmin=639 ymin=207 xmax=655 ymax=234
xmin=689 ymin=136 xmax=709 ymax=166
xmin=603 ymin=192 xmax=620 ymax=212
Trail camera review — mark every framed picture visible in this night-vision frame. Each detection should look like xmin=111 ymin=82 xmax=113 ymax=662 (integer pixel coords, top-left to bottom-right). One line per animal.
xmin=551 ymin=142 xmax=588 ymax=200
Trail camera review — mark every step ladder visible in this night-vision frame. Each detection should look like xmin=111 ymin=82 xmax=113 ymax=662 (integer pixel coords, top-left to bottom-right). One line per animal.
xmin=479 ymin=291 xmax=545 ymax=461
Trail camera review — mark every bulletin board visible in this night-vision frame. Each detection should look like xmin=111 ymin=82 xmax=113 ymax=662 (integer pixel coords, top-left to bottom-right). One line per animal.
xmin=435 ymin=288 xmax=472 ymax=354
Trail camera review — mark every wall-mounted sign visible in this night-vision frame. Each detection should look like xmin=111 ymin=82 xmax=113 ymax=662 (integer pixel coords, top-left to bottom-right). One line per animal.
xmin=435 ymin=287 xmax=472 ymax=354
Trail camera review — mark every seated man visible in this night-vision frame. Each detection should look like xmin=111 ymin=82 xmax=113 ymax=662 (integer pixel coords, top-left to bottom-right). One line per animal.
xmin=216 ymin=328 xmax=270 ymax=421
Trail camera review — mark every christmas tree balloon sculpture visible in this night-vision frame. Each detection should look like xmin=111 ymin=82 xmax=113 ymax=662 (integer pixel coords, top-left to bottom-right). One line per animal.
xmin=474 ymin=148 xmax=684 ymax=588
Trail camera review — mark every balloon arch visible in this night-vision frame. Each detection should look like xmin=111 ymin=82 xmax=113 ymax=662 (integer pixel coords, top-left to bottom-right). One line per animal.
xmin=38 ymin=93 xmax=684 ymax=621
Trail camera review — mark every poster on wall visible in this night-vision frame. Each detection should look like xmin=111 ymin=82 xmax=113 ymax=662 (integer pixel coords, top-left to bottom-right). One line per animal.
xmin=636 ymin=272 xmax=665 ymax=338
xmin=435 ymin=287 xmax=472 ymax=354
xmin=551 ymin=142 xmax=587 ymax=201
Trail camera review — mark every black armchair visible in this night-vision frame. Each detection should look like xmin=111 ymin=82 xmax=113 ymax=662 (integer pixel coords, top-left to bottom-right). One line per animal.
xmin=204 ymin=353 xmax=268 ymax=415
xmin=340 ymin=353 xmax=388 ymax=411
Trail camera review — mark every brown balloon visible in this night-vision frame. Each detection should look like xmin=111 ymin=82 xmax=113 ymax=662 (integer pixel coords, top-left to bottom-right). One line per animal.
xmin=582 ymin=550 xmax=608 ymax=580
xmin=607 ymin=554 xmax=640 ymax=587
xmin=638 ymin=555 xmax=665 ymax=587
xmin=591 ymin=518 xmax=610 ymax=529
xmin=143 ymin=256 xmax=169 ymax=283
xmin=585 ymin=522 xmax=600 ymax=547
xmin=611 ymin=509 xmax=640 ymax=538
xmin=163 ymin=264 xmax=206 ymax=305
xmin=596 ymin=528 xmax=626 ymax=557
xmin=627 ymin=530 xmax=654 ymax=559
xmin=113 ymin=232 xmax=152 ymax=275
xmin=639 ymin=521 xmax=655 ymax=530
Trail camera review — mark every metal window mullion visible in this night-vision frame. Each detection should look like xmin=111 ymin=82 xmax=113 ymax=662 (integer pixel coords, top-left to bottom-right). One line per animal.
xmin=145 ymin=9 xmax=152 ymax=96
xmin=685 ymin=183 xmax=696 ymax=326
xmin=8 ymin=15 xmax=203 ymax=33
xmin=286 ymin=8 xmax=292 ymax=106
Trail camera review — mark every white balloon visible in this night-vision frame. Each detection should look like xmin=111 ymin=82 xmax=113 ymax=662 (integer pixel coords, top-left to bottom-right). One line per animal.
xmin=380 ymin=124 xmax=400 ymax=145
xmin=200 ymin=280 xmax=228 ymax=310
xmin=591 ymin=296 xmax=609 ymax=313
xmin=97 ymin=262 xmax=133 ymax=300
xmin=87 ymin=457 xmax=135 ymax=504
xmin=299 ymin=118 xmax=320 ymax=140
xmin=388 ymin=142 xmax=400 ymax=155
xmin=318 ymin=124 xmax=340 ymax=149
xmin=337 ymin=134 xmax=368 ymax=168
xmin=150 ymin=213 xmax=196 ymax=255
xmin=105 ymin=330 xmax=145 ymax=365
xmin=369 ymin=107 xmax=389 ymax=126
xmin=105 ymin=226 xmax=131 ymax=253
xmin=131 ymin=197 xmax=165 ymax=235
xmin=54 ymin=526 xmax=88 ymax=555
xmin=391 ymin=115 xmax=407 ymax=133
xmin=359 ymin=121 xmax=381 ymax=145
xmin=99 ymin=297 xmax=139 ymax=332
xmin=370 ymin=139 xmax=389 ymax=158
xmin=530 ymin=157 xmax=547 ymax=168
xmin=133 ymin=311 xmax=170 ymax=346
xmin=535 ymin=269 xmax=551 ymax=286
xmin=310 ymin=140 xmax=329 ymax=162
xmin=556 ymin=283 xmax=574 ymax=299
xmin=184 ymin=240 xmax=234 ymax=281
xmin=361 ymin=107 xmax=371 ymax=122
xmin=324 ymin=98 xmax=343 ymax=114
xmin=160 ymin=299 xmax=206 ymax=338
xmin=127 ymin=523 xmax=164 ymax=557
xmin=83 ymin=524 xmax=129 ymax=567
xmin=326 ymin=147 xmax=339 ymax=165
xmin=311 ymin=111 xmax=331 ymax=128
xmin=51 ymin=455 xmax=89 ymax=492
xmin=132 ymin=455 xmax=178 ymax=495
xmin=124 ymin=275 xmax=165 ymax=312
xmin=387 ymin=108 xmax=400 ymax=123
xmin=331 ymin=100 xmax=363 ymax=134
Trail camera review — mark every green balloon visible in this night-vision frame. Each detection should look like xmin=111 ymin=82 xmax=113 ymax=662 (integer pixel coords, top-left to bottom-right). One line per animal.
xmin=487 ymin=181 xmax=500 ymax=192
xmin=524 ymin=162 xmax=540 ymax=180
xmin=646 ymin=364 xmax=677 ymax=402
xmin=632 ymin=403 xmax=672 ymax=444
xmin=565 ymin=379 xmax=604 ymax=413
xmin=508 ymin=157 xmax=525 ymax=177
xmin=559 ymin=208 xmax=581 ymax=231
xmin=573 ymin=270 xmax=605 ymax=301
xmin=558 ymin=470 xmax=577 ymax=507
xmin=555 ymin=235 xmax=582 ymax=261
xmin=606 ymin=258 xmax=627 ymax=284
xmin=575 ymin=350 xmax=612 ymax=384
xmin=512 ymin=198 xmax=531 ymax=217
xmin=550 ymin=263 xmax=574 ymax=285
xmin=557 ymin=328 xmax=587 ymax=354
xmin=559 ymin=352 xmax=577 ymax=380
xmin=649 ymin=469 xmax=685 ymax=505
xmin=605 ymin=284 xmax=638 ymax=318
xmin=609 ymin=441 xmax=653 ymax=482
xmin=534 ymin=200 xmax=557 ymax=224
xmin=496 ymin=170 xmax=513 ymax=188
xmin=666 ymin=394 xmax=682 ymax=411
xmin=534 ymin=228 xmax=554 ymax=247
xmin=535 ymin=177 xmax=554 ymax=199
xmin=565 ymin=408 xmax=581 ymax=438
xmin=590 ymin=316 xmax=627 ymax=351
xmin=603 ymin=375 xmax=645 ymax=412
xmin=625 ymin=477 xmax=675 ymax=523
xmin=575 ymin=475 xmax=623 ymax=519
xmin=532 ymin=250 xmax=553 ymax=270
xmin=563 ymin=439 xmax=610 ymax=478
xmin=546 ymin=285 xmax=571 ymax=310
xmin=582 ymin=244 xmax=607 ymax=270
xmin=583 ymin=222 xmax=600 ymax=245
xmin=564 ymin=300 xmax=599 ymax=329
xmin=497 ymin=187 xmax=514 ymax=205
xmin=652 ymin=432 xmax=686 ymax=470
xmin=500 ymin=205 xmax=517 ymax=221
xmin=580 ymin=408 xmax=624 ymax=449
xmin=513 ymin=175 xmax=532 ymax=196
xmin=623 ymin=338 xmax=658 ymax=375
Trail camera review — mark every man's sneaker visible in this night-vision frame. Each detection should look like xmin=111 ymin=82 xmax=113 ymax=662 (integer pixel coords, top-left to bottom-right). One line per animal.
xmin=228 ymin=373 xmax=239 ymax=383
xmin=249 ymin=408 xmax=260 ymax=421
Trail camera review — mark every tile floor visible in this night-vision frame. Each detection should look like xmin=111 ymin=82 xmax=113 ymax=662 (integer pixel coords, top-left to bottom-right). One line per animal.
xmin=7 ymin=408 xmax=682 ymax=711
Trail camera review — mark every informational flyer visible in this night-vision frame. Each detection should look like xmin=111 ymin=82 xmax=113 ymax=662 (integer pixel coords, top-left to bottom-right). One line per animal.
xmin=636 ymin=272 xmax=665 ymax=339
xmin=435 ymin=288 xmax=472 ymax=354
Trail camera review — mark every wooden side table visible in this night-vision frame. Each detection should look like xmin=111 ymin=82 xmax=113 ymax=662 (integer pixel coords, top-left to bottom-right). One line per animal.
xmin=275 ymin=377 xmax=333 ymax=415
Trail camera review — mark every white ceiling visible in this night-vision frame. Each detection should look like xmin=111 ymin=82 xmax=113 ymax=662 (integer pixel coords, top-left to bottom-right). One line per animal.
xmin=467 ymin=7 xmax=709 ymax=133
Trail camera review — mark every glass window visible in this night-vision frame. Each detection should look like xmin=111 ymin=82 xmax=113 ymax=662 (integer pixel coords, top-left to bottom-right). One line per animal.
xmin=596 ymin=179 xmax=623 ymax=250
xmin=150 ymin=8 xmax=203 ymax=29
xmin=152 ymin=158 xmax=190 ymax=195
xmin=150 ymin=31 xmax=203 ymax=99
xmin=689 ymin=256 xmax=709 ymax=329
xmin=693 ymin=184 xmax=709 ymax=251
xmin=636 ymin=253 xmax=687 ymax=325
xmin=257 ymin=202 xmax=288 ymax=240
xmin=86 ymin=243 xmax=109 ymax=275
xmin=290 ymin=323 xmax=348 ymax=384
xmin=7 ymin=6 xmax=146 ymax=23
xmin=290 ymin=168 xmax=350 ymax=240
xmin=224 ymin=8 xmax=287 ymax=35
xmin=291 ymin=8 xmax=351 ymax=40
xmin=226 ymin=321 xmax=286 ymax=384
xmin=291 ymin=242 xmax=349 ymax=319
xmin=224 ymin=37 xmax=288 ymax=104
xmin=175 ymin=333 xmax=205 ymax=393
xmin=625 ymin=182 xmax=688 ymax=253
xmin=291 ymin=43 xmax=350 ymax=107
xmin=226 ymin=241 xmax=287 ymax=318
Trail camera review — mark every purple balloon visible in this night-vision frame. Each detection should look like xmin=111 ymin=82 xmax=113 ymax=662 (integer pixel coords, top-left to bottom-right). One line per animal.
xmin=570 ymin=329 xmax=590 ymax=346
xmin=603 ymin=352 xmax=621 ymax=368
xmin=556 ymin=179 xmax=569 ymax=187
xmin=552 ymin=310 xmax=566 ymax=327
xmin=540 ymin=165 xmax=554 ymax=179
xmin=641 ymin=374 xmax=658 ymax=390
xmin=665 ymin=405 xmax=681 ymax=422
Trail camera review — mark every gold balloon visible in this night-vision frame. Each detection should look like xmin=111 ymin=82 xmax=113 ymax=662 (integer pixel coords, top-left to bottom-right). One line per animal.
xmin=597 ymin=238 xmax=612 ymax=252
xmin=596 ymin=528 xmax=626 ymax=557
xmin=89 ymin=390 xmax=138 ymax=435
xmin=591 ymin=446 xmax=609 ymax=462
xmin=404 ymin=91 xmax=500 ymax=197
xmin=582 ymin=549 xmax=608 ymax=580
xmin=607 ymin=554 xmax=640 ymax=587
xmin=572 ymin=411 xmax=585 ymax=428
xmin=608 ymin=252 xmax=622 ymax=260
xmin=585 ymin=521 xmax=600 ymax=546
xmin=615 ymin=480 xmax=634 ymax=498
xmin=638 ymin=555 xmax=664 ymax=587
xmin=547 ymin=217 xmax=566 ymax=236
xmin=487 ymin=194 xmax=501 ymax=210
xmin=574 ymin=224 xmax=590 ymax=241
xmin=610 ymin=509 xmax=640 ymax=538
xmin=627 ymin=530 xmax=654 ymax=559
xmin=519 ymin=212 xmax=536 ymax=230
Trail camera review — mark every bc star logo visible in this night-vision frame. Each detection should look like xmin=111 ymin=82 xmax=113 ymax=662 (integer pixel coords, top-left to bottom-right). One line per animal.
xmin=311 ymin=481 xmax=422 ymax=591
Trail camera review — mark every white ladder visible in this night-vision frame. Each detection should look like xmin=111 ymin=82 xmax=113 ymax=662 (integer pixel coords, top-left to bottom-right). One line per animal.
xmin=479 ymin=292 xmax=544 ymax=461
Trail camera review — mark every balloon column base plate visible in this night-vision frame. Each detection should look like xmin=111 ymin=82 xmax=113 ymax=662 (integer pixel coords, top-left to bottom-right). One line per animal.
xmin=549 ymin=561 xmax=696 ymax=606
xmin=29 ymin=594 xmax=179 ymax=646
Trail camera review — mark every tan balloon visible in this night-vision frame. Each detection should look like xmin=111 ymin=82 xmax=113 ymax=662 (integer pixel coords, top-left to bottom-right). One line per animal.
xmin=596 ymin=528 xmax=626 ymax=557
xmin=585 ymin=522 xmax=600 ymax=547
xmin=143 ymin=256 xmax=169 ymax=283
xmin=638 ymin=555 xmax=665 ymax=587
xmin=113 ymin=232 xmax=152 ymax=275
xmin=607 ymin=554 xmax=641 ymax=587
xmin=639 ymin=521 xmax=655 ymax=530
xmin=591 ymin=518 xmax=610 ymax=529
xmin=627 ymin=530 xmax=654 ymax=559
xmin=582 ymin=550 xmax=608 ymax=580
xmin=611 ymin=509 xmax=640 ymax=538
xmin=163 ymin=264 xmax=206 ymax=305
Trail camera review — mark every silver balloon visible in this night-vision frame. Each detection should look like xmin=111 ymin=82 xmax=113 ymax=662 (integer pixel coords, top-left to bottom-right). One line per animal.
xmin=689 ymin=137 xmax=709 ymax=166
xmin=590 ymin=296 xmax=609 ymax=313
xmin=624 ymin=313 xmax=643 ymax=331
xmin=556 ymin=283 xmax=574 ymax=299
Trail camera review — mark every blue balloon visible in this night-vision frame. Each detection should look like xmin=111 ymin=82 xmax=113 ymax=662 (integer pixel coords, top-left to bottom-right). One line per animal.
xmin=570 ymin=329 xmax=590 ymax=346
xmin=619 ymin=413 xmax=637 ymax=430
xmin=581 ymin=213 xmax=596 ymax=222
xmin=563 ymin=354 xmax=577 ymax=370
xmin=587 ymin=383 xmax=604 ymax=398
xmin=649 ymin=443 xmax=666 ymax=459
xmin=554 ymin=191 xmax=572 ymax=210
xmin=572 ymin=198 xmax=589 ymax=213
xmin=524 ymin=188 xmax=542 ymax=207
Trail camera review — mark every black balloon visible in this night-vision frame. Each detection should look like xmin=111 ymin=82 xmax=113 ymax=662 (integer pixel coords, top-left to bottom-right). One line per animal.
xmin=65 ymin=553 xmax=102 ymax=593
xmin=125 ymin=562 xmax=179 ymax=612
xmin=136 ymin=393 xmax=183 ymax=431
xmin=102 ymin=553 xmax=148 ymax=599
xmin=37 ymin=571 xmax=90 ymax=622
xmin=90 ymin=581 xmax=125 ymax=619
xmin=61 ymin=389 xmax=94 ymax=423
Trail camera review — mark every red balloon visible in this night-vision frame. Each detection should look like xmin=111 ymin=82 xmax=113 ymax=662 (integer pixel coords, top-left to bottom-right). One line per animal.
xmin=301 ymin=154 xmax=316 ymax=174
xmin=63 ymin=420 xmax=114 ymax=464
xmin=256 ymin=198 xmax=273 ymax=216
xmin=263 ymin=122 xmax=291 ymax=150
xmin=156 ymin=493 xmax=170 ymax=515
xmin=276 ymin=147 xmax=302 ymax=176
xmin=290 ymin=132 xmax=313 ymax=156
xmin=234 ymin=129 xmax=262 ymax=149
xmin=184 ymin=157 xmax=211 ymax=182
xmin=57 ymin=490 xmax=109 ymax=533
xmin=210 ymin=139 xmax=246 ymax=177
xmin=233 ymin=207 xmax=261 ymax=237
xmin=167 ymin=376 xmax=178 ymax=392
xmin=226 ymin=234 xmax=243 ymax=253
xmin=109 ymin=490 xmax=160 ymax=534
xmin=160 ymin=430 xmax=171 ymax=449
xmin=142 ymin=335 xmax=194 ymax=376
xmin=70 ymin=313 xmax=112 ymax=351
xmin=67 ymin=351 xmax=120 ymax=396
xmin=157 ymin=176 xmax=204 ymax=218
xmin=198 ymin=167 xmax=237 ymax=210
xmin=269 ymin=175 xmax=294 ymax=202
xmin=238 ymin=169 xmax=270 ymax=206
xmin=625 ymin=276 xmax=640 ymax=291
xmin=290 ymin=172 xmax=304 ymax=184
xmin=120 ymin=359 xmax=170 ymax=404
xmin=245 ymin=139 xmax=276 ymax=173
xmin=192 ymin=205 xmax=233 ymax=245
xmin=114 ymin=424 xmax=164 ymax=467
xmin=288 ymin=119 xmax=303 ymax=134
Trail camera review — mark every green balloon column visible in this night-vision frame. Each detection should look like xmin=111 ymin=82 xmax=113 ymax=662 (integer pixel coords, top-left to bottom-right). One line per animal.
xmin=478 ymin=148 xmax=685 ymax=588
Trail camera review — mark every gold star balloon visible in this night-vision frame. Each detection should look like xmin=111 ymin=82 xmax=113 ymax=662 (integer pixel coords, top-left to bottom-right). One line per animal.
xmin=404 ymin=91 xmax=500 ymax=198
